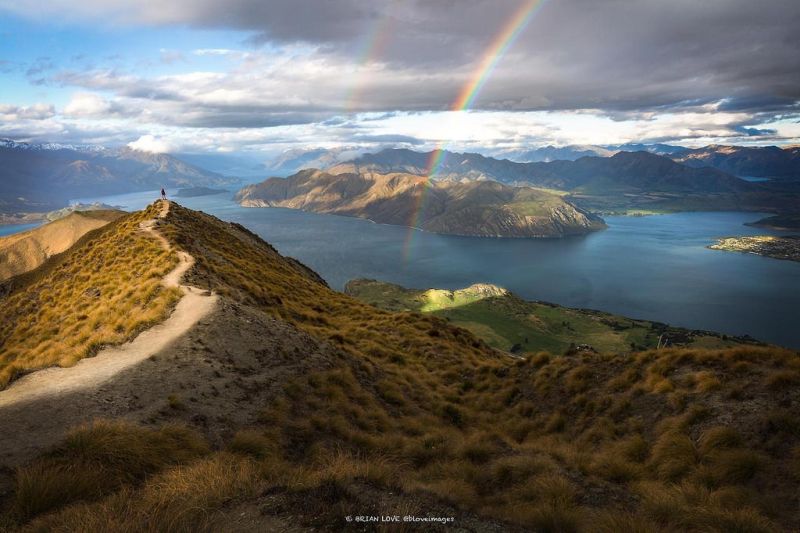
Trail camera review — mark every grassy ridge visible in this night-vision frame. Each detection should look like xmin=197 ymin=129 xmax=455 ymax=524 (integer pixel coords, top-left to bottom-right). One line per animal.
xmin=345 ymin=279 xmax=747 ymax=354
xmin=3 ymin=203 xmax=799 ymax=531
xmin=0 ymin=204 xmax=180 ymax=387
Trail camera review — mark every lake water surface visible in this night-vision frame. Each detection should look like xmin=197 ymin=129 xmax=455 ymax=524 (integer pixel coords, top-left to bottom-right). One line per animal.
xmin=59 ymin=190 xmax=800 ymax=348
xmin=0 ymin=223 xmax=41 ymax=237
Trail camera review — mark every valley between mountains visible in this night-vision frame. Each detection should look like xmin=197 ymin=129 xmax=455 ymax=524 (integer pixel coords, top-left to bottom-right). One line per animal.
xmin=0 ymin=202 xmax=798 ymax=531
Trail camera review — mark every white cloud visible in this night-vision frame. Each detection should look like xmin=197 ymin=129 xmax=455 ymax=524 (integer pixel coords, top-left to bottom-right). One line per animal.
xmin=192 ymin=48 xmax=245 ymax=58
xmin=127 ymin=134 xmax=175 ymax=153
xmin=63 ymin=92 xmax=113 ymax=117
xmin=0 ymin=103 xmax=56 ymax=121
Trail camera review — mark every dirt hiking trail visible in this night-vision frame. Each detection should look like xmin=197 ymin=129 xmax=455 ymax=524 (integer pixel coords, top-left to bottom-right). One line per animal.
xmin=0 ymin=200 xmax=218 ymax=409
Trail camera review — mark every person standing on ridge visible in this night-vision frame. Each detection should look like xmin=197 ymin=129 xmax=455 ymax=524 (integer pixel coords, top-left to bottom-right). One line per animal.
xmin=161 ymin=187 xmax=167 ymax=201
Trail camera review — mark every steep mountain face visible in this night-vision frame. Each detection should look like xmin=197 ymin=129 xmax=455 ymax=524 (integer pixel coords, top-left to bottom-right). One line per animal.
xmin=235 ymin=169 xmax=605 ymax=237
xmin=670 ymin=144 xmax=800 ymax=179
xmin=0 ymin=141 xmax=239 ymax=213
xmin=328 ymin=148 xmax=752 ymax=194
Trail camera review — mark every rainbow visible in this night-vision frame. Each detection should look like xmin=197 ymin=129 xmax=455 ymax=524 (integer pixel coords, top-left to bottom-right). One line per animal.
xmin=403 ymin=0 xmax=545 ymax=258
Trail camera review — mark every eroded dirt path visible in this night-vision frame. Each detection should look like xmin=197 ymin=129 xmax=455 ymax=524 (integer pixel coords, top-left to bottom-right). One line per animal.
xmin=0 ymin=200 xmax=218 ymax=409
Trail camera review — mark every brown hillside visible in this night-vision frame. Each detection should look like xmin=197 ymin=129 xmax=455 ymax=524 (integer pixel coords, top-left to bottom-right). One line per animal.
xmin=0 ymin=202 xmax=798 ymax=532
xmin=235 ymin=169 xmax=605 ymax=237
xmin=0 ymin=205 xmax=179 ymax=387
xmin=0 ymin=210 xmax=124 ymax=281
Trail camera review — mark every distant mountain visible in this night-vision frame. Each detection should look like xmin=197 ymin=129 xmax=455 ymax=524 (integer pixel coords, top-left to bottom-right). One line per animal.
xmin=174 ymin=152 xmax=269 ymax=179
xmin=496 ymin=144 xmax=616 ymax=162
xmin=669 ymin=145 xmax=800 ymax=179
xmin=329 ymin=148 xmax=751 ymax=194
xmin=524 ymin=151 xmax=752 ymax=194
xmin=0 ymin=139 xmax=107 ymax=153
xmin=328 ymin=148 xmax=536 ymax=183
xmin=499 ymin=143 xmax=800 ymax=180
xmin=611 ymin=143 xmax=689 ymax=155
xmin=0 ymin=141 xmax=239 ymax=213
xmin=266 ymin=147 xmax=368 ymax=176
xmin=235 ymin=169 xmax=605 ymax=238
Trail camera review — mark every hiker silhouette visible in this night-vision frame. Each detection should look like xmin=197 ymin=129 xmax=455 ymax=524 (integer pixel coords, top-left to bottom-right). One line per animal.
xmin=161 ymin=187 xmax=167 ymax=200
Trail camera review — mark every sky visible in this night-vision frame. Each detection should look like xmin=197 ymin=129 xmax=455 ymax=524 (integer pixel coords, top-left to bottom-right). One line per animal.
xmin=0 ymin=0 xmax=798 ymax=159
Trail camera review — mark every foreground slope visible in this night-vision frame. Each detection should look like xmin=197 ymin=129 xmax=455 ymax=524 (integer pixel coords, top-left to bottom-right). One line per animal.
xmin=235 ymin=169 xmax=605 ymax=237
xmin=0 ymin=204 xmax=181 ymax=387
xmin=0 ymin=210 xmax=124 ymax=281
xmin=0 ymin=203 xmax=798 ymax=531
xmin=0 ymin=201 xmax=217 ymax=408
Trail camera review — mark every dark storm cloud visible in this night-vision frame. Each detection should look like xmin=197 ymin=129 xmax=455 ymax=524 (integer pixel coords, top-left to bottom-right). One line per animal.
xmin=3 ymin=0 xmax=799 ymax=122
xmin=734 ymin=126 xmax=777 ymax=137
xmin=176 ymin=110 xmax=328 ymax=128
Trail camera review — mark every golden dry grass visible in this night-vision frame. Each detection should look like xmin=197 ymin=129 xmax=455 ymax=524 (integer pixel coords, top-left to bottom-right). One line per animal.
xmin=11 ymin=420 xmax=209 ymax=521
xmin=22 ymin=453 xmax=258 ymax=533
xmin=0 ymin=204 xmax=180 ymax=388
xmin=4 ymin=203 xmax=799 ymax=531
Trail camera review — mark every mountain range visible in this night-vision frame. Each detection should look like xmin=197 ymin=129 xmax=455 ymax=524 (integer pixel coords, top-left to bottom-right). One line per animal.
xmin=671 ymin=144 xmax=800 ymax=179
xmin=235 ymin=169 xmax=605 ymax=237
xmin=273 ymin=143 xmax=800 ymax=180
xmin=3 ymin=139 xmax=798 ymax=222
xmin=492 ymin=142 xmax=687 ymax=162
xmin=322 ymin=147 xmax=800 ymax=214
xmin=0 ymin=140 xmax=239 ymax=213
xmin=328 ymin=148 xmax=755 ymax=194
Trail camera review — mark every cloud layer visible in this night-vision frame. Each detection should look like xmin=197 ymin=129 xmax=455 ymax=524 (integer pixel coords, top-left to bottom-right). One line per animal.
xmin=0 ymin=0 xmax=798 ymax=153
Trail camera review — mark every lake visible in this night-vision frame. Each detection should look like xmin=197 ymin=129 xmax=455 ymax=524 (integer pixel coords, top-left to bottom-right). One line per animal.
xmin=0 ymin=223 xmax=42 ymax=237
xmin=55 ymin=190 xmax=800 ymax=349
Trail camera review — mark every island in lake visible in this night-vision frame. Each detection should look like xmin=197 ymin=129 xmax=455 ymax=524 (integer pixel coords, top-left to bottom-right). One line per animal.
xmin=709 ymin=235 xmax=800 ymax=262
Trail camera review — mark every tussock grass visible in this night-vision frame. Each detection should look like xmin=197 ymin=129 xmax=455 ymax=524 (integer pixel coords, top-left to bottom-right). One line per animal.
xmin=0 ymin=204 xmax=180 ymax=387
xmin=636 ymin=481 xmax=778 ymax=532
xmin=11 ymin=420 xmax=208 ymax=521
xmin=5 ymin=203 xmax=799 ymax=531
xmin=23 ymin=453 xmax=258 ymax=533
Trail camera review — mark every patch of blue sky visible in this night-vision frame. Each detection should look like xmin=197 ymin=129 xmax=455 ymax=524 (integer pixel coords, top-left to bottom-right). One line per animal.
xmin=0 ymin=12 xmax=255 ymax=103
